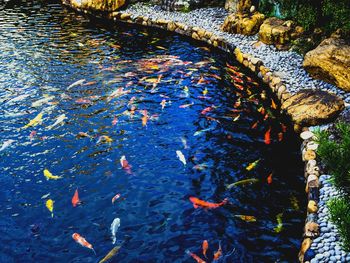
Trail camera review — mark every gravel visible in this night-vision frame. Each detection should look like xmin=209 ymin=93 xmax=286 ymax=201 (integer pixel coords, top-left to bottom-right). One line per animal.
xmin=123 ymin=3 xmax=350 ymax=104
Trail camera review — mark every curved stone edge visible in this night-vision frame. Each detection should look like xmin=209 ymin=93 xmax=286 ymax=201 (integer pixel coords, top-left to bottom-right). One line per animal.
xmin=59 ymin=3 xmax=345 ymax=262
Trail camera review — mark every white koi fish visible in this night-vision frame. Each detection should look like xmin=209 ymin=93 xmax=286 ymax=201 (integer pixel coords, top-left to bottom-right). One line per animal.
xmin=7 ymin=94 xmax=30 ymax=104
xmin=0 ymin=139 xmax=15 ymax=152
xmin=31 ymin=95 xmax=55 ymax=107
xmin=176 ymin=150 xmax=186 ymax=166
xmin=193 ymin=127 xmax=214 ymax=136
xmin=47 ymin=114 xmax=67 ymax=130
xmin=110 ymin=218 xmax=121 ymax=244
xmin=67 ymin=79 xmax=86 ymax=90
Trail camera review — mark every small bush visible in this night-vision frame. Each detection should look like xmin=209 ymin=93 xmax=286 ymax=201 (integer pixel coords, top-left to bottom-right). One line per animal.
xmin=327 ymin=197 xmax=350 ymax=251
xmin=316 ymin=122 xmax=350 ymax=195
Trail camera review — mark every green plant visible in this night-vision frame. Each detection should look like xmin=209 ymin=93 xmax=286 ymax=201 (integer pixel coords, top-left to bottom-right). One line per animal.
xmin=316 ymin=122 xmax=350 ymax=195
xmin=327 ymin=197 xmax=350 ymax=251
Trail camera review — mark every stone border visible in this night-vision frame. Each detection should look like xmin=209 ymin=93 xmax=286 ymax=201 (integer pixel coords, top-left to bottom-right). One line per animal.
xmin=59 ymin=3 xmax=343 ymax=261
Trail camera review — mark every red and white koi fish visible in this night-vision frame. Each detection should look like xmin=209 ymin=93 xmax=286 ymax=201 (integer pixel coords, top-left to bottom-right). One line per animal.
xmin=160 ymin=99 xmax=166 ymax=110
xmin=29 ymin=131 xmax=37 ymax=141
xmin=111 ymin=193 xmax=121 ymax=204
xmin=179 ymin=102 xmax=194 ymax=108
xmin=75 ymin=98 xmax=92 ymax=105
xmin=201 ymin=105 xmax=215 ymax=115
xmin=72 ymin=233 xmax=96 ymax=254
xmin=112 ymin=116 xmax=118 ymax=126
xmin=120 ymin=155 xmax=132 ymax=174
xmin=189 ymin=197 xmax=228 ymax=209
xmin=202 ymin=240 xmax=209 ymax=258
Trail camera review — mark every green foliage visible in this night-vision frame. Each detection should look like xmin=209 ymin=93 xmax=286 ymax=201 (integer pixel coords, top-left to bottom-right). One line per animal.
xmin=327 ymin=197 xmax=350 ymax=251
xmin=316 ymin=122 xmax=350 ymax=195
xmin=322 ymin=0 xmax=350 ymax=34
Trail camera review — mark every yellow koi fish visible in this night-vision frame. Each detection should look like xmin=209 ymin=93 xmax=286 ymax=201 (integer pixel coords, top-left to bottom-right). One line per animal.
xmin=23 ymin=112 xmax=43 ymax=129
xmin=246 ymin=159 xmax=260 ymax=171
xmin=99 ymin=245 xmax=122 ymax=263
xmin=46 ymin=199 xmax=54 ymax=217
xmin=290 ymin=196 xmax=300 ymax=210
xmin=43 ymin=169 xmax=62 ymax=180
xmin=274 ymin=213 xmax=283 ymax=233
xmin=234 ymin=215 xmax=257 ymax=222
xmin=203 ymin=88 xmax=208 ymax=95
xmin=226 ymin=178 xmax=259 ymax=189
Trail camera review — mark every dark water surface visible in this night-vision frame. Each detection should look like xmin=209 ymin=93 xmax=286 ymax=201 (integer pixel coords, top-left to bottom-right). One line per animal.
xmin=0 ymin=1 xmax=305 ymax=262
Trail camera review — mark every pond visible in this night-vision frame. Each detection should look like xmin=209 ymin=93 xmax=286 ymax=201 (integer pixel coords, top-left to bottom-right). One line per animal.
xmin=0 ymin=1 xmax=305 ymax=262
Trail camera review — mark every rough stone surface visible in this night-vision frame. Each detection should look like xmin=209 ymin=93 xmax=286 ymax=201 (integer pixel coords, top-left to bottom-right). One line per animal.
xmin=64 ymin=0 xmax=125 ymax=11
xmin=259 ymin=17 xmax=294 ymax=46
xmin=281 ymin=89 xmax=345 ymax=126
xmin=224 ymin=0 xmax=238 ymax=13
xmin=221 ymin=12 xmax=265 ymax=35
xmin=303 ymin=37 xmax=350 ymax=93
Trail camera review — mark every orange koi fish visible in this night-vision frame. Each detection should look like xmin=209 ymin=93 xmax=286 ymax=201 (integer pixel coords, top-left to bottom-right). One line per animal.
xmin=186 ymin=249 xmax=207 ymax=263
xmin=72 ymin=233 xmax=96 ymax=254
xmin=202 ymin=240 xmax=209 ymax=258
xmin=271 ymin=99 xmax=277 ymax=109
xmin=213 ymin=242 xmax=222 ymax=261
xmin=197 ymin=76 xmax=206 ymax=85
xmin=267 ymin=173 xmax=273 ymax=184
xmin=258 ymin=106 xmax=265 ymax=115
xmin=72 ymin=189 xmax=80 ymax=207
xmin=141 ymin=110 xmax=148 ymax=127
xmin=251 ymin=121 xmax=259 ymax=129
xmin=112 ymin=193 xmax=121 ymax=204
xmin=120 ymin=155 xmax=132 ymax=174
xmin=201 ymin=105 xmax=215 ymax=115
xmin=233 ymin=83 xmax=244 ymax=91
xmin=189 ymin=197 xmax=228 ymax=209
xmin=264 ymin=127 xmax=271 ymax=145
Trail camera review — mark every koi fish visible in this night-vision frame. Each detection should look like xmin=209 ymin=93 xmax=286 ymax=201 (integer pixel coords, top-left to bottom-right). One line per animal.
xmin=274 ymin=213 xmax=283 ymax=233
xmin=281 ymin=123 xmax=287 ymax=133
xmin=179 ymin=102 xmax=194 ymax=108
xmin=271 ymin=99 xmax=277 ymax=109
xmin=180 ymin=137 xmax=189 ymax=149
xmin=72 ymin=233 xmax=96 ymax=254
xmin=0 ymin=139 xmax=15 ymax=152
xmin=267 ymin=173 xmax=273 ymax=184
xmin=31 ymin=95 xmax=55 ymax=107
xmin=46 ymin=199 xmax=54 ymax=217
xmin=47 ymin=114 xmax=67 ymax=130
xmin=99 ymin=245 xmax=122 ymax=263
xmin=75 ymin=98 xmax=92 ymax=104
xmin=246 ymin=159 xmax=260 ymax=171
xmin=202 ymin=240 xmax=209 ymax=258
xmin=110 ymin=218 xmax=121 ymax=244
xmin=201 ymin=105 xmax=215 ymax=115
xmin=233 ymin=115 xmax=240 ymax=122
xmin=234 ymin=215 xmax=257 ymax=222
xmin=72 ymin=189 xmax=80 ymax=207
xmin=202 ymin=88 xmax=208 ymax=95
xmin=77 ymin=132 xmax=90 ymax=138
xmin=278 ymin=132 xmax=283 ymax=142
xmin=176 ymin=150 xmax=186 ymax=166
xmin=160 ymin=99 xmax=166 ymax=110
xmin=23 ymin=112 xmax=43 ymax=129
xmin=120 ymin=155 xmax=132 ymax=174
xmin=251 ymin=121 xmax=259 ymax=129
xmin=67 ymin=79 xmax=85 ymax=90
xmin=194 ymin=127 xmax=214 ymax=136
xmin=142 ymin=114 xmax=148 ymax=127
xmin=226 ymin=178 xmax=259 ymax=189
xmin=193 ymin=163 xmax=209 ymax=171
xmin=97 ymin=135 xmax=113 ymax=144
xmin=264 ymin=127 xmax=271 ymax=145
xmin=185 ymin=249 xmax=207 ymax=263
xmin=29 ymin=131 xmax=37 ymax=141
xmin=112 ymin=116 xmax=118 ymax=126
xmin=189 ymin=197 xmax=228 ymax=209
xmin=290 ymin=196 xmax=300 ymax=210
xmin=213 ymin=241 xmax=222 ymax=261
xmin=112 ymin=193 xmax=121 ymax=204
xmin=43 ymin=169 xmax=62 ymax=180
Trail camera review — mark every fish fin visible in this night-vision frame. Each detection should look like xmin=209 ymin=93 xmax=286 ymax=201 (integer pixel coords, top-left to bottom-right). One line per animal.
xmin=193 ymin=204 xmax=199 ymax=209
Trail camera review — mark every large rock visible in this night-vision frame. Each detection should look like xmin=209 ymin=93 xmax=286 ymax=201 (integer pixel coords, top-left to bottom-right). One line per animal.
xmin=259 ymin=17 xmax=295 ymax=46
xmin=64 ymin=0 xmax=125 ymax=11
xmin=221 ymin=12 xmax=265 ymax=35
xmin=303 ymin=37 xmax=350 ymax=92
xmin=281 ymin=89 xmax=345 ymax=126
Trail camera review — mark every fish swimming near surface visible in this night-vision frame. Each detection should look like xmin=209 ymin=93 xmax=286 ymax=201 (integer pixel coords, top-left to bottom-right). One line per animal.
xmin=189 ymin=197 xmax=228 ymax=209
xmin=110 ymin=218 xmax=121 ymax=244
xmin=160 ymin=99 xmax=166 ymax=110
xmin=72 ymin=233 xmax=96 ymax=254
xmin=176 ymin=150 xmax=186 ymax=166
xmin=179 ymin=102 xmax=194 ymax=108
xmin=274 ymin=213 xmax=283 ymax=233
xmin=46 ymin=199 xmax=54 ymax=217
xmin=29 ymin=131 xmax=37 ymax=141
xmin=0 ymin=139 xmax=15 ymax=152
xmin=180 ymin=137 xmax=189 ymax=149
xmin=72 ymin=189 xmax=80 ymax=207
xmin=246 ymin=159 xmax=260 ymax=171
xmin=267 ymin=173 xmax=273 ymax=184
xmin=112 ymin=193 xmax=121 ymax=204
xmin=234 ymin=215 xmax=257 ymax=222
xmin=31 ymin=95 xmax=55 ymax=107
xmin=264 ymin=127 xmax=271 ymax=145
xmin=193 ymin=163 xmax=209 ymax=171
xmin=97 ymin=135 xmax=113 ymax=144
xmin=193 ymin=127 xmax=214 ymax=136
xmin=185 ymin=249 xmax=207 ymax=263
xmin=226 ymin=178 xmax=259 ymax=189
xmin=202 ymin=240 xmax=209 ymax=259
xmin=47 ymin=114 xmax=67 ymax=130
xmin=213 ymin=241 xmax=223 ymax=261
xmin=120 ymin=155 xmax=132 ymax=174
xmin=43 ymin=169 xmax=62 ymax=180
xmin=99 ymin=245 xmax=122 ymax=263
xmin=23 ymin=112 xmax=43 ymax=129
xmin=202 ymin=88 xmax=208 ymax=95
xmin=67 ymin=79 xmax=86 ymax=90
xmin=7 ymin=94 xmax=30 ymax=104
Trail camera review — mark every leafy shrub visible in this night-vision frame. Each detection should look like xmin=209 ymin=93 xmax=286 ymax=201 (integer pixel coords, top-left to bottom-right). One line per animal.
xmin=316 ymin=122 xmax=350 ymax=195
xmin=327 ymin=197 xmax=350 ymax=251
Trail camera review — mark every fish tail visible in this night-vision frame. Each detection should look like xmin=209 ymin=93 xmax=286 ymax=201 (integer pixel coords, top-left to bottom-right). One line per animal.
xmin=51 ymin=212 xmax=54 ymax=218
xmin=92 ymin=248 xmax=97 ymax=255
xmin=185 ymin=249 xmax=191 ymax=256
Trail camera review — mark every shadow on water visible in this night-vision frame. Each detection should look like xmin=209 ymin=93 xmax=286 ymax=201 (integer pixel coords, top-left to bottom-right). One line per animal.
xmin=0 ymin=1 xmax=305 ymax=262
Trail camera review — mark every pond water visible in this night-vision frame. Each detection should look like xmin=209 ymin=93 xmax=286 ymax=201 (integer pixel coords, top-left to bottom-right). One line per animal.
xmin=0 ymin=1 xmax=305 ymax=262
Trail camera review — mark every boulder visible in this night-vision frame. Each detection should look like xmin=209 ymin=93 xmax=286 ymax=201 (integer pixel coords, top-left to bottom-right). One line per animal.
xmin=303 ymin=37 xmax=350 ymax=92
xmin=281 ymin=89 xmax=345 ymax=127
xmin=258 ymin=17 xmax=295 ymax=46
xmin=65 ymin=0 xmax=125 ymax=11
xmin=221 ymin=12 xmax=265 ymax=35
